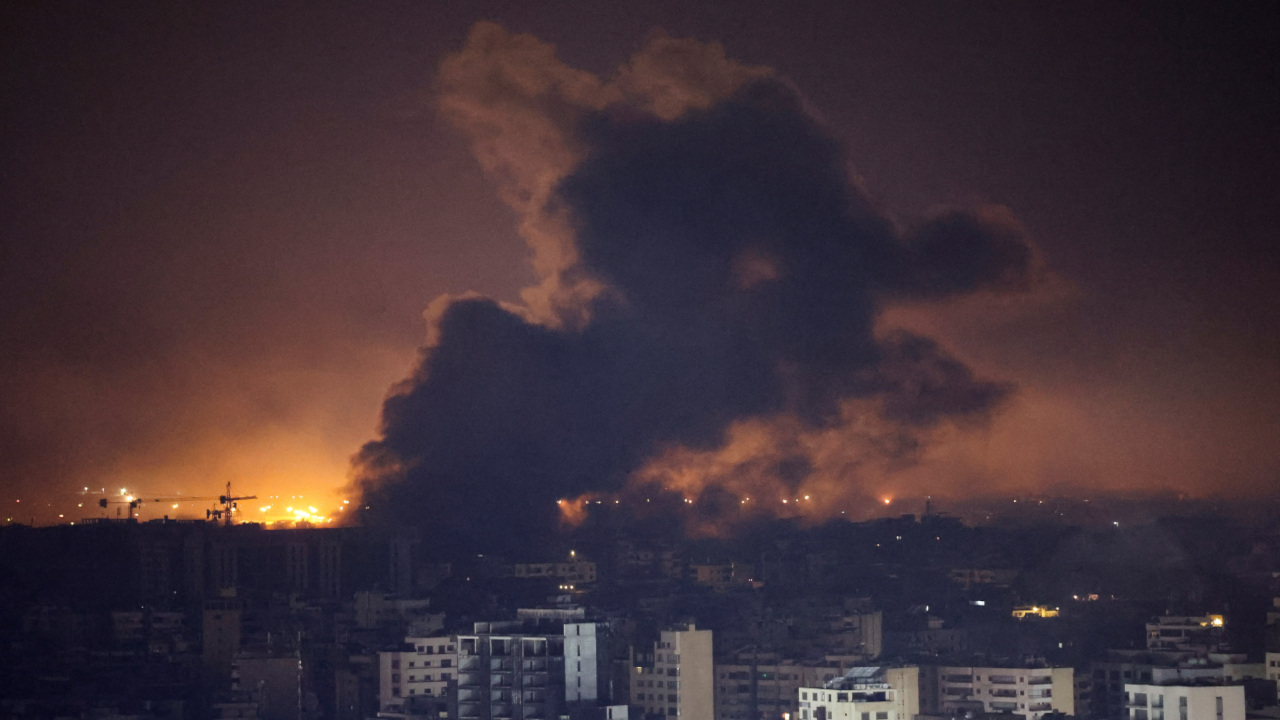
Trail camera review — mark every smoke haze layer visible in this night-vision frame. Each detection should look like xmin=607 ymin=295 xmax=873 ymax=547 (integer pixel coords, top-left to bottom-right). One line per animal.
xmin=353 ymin=24 xmax=1037 ymax=552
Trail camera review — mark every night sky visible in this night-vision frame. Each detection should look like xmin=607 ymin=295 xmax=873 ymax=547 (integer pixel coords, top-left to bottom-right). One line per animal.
xmin=2 ymin=1 xmax=1277 ymax=529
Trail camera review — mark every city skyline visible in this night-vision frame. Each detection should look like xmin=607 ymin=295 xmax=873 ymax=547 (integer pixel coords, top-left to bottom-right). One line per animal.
xmin=3 ymin=1 xmax=1277 ymax=528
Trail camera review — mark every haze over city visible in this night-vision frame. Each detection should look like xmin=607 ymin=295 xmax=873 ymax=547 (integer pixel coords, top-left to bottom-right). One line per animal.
xmin=3 ymin=1 xmax=1277 ymax=532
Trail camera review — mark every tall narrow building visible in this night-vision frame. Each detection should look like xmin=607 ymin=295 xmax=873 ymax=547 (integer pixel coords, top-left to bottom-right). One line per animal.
xmin=633 ymin=625 xmax=714 ymax=719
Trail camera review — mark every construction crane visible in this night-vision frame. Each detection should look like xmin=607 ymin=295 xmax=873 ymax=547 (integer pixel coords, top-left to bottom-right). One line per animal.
xmin=99 ymin=494 xmax=220 ymax=519
xmin=98 ymin=497 xmax=141 ymax=519
xmin=206 ymin=482 xmax=258 ymax=526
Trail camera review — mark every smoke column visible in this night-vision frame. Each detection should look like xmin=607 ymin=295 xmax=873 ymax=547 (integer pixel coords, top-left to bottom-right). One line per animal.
xmin=352 ymin=23 xmax=1038 ymax=553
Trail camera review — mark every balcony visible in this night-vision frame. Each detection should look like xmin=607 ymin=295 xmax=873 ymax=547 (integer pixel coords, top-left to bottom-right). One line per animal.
xmin=1029 ymin=677 xmax=1052 ymax=685
xmin=523 ymin=689 xmax=548 ymax=704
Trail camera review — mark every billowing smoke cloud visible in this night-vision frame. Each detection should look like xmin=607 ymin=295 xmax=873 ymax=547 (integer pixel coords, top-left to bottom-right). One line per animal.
xmin=353 ymin=23 xmax=1038 ymax=552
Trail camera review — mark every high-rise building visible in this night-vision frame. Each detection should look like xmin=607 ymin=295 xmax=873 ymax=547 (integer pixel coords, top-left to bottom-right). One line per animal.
xmin=456 ymin=609 xmax=613 ymax=720
xmin=566 ymin=622 xmax=610 ymax=703
xmin=202 ymin=597 xmax=242 ymax=676
xmin=632 ymin=625 xmax=713 ymax=719
xmin=928 ymin=665 xmax=1074 ymax=720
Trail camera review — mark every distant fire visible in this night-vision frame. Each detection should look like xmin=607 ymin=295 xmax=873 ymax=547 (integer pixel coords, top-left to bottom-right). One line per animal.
xmin=556 ymin=495 xmax=595 ymax=527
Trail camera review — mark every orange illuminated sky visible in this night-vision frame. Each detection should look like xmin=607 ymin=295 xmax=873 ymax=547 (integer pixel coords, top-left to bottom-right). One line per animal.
xmin=2 ymin=2 xmax=1277 ymax=527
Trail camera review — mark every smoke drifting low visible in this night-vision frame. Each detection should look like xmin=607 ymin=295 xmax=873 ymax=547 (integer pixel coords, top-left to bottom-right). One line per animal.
xmin=353 ymin=23 xmax=1038 ymax=551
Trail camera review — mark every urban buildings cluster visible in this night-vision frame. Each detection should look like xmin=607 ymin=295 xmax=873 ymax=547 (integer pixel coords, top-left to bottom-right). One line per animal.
xmin=2 ymin=506 xmax=1279 ymax=720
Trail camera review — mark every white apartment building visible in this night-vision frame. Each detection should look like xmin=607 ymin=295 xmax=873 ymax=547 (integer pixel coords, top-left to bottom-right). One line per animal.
xmin=797 ymin=666 xmax=919 ymax=720
xmin=378 ymin=635 xmax=457 ymax=708
xmin=633 ymin=625 xmax=714 ymax=719
xmin=1124 ymin=683 xmax=1245 ymax=720
xmin=565 ymin=621 xmax=608 ymax=703
xmin=1267 ymin=653 xmax=1280 ymax=698
xmin=935 ymin=666 xmax=1074 ymax=720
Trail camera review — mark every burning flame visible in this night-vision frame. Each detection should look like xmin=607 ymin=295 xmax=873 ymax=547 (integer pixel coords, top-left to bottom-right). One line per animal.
xmin=556 ymin=494 xmax=596 ymax=527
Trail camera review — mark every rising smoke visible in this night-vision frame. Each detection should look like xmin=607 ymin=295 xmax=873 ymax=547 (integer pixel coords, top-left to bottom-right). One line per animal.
xmin=352 ymin=23 xmax=1039 ymax=553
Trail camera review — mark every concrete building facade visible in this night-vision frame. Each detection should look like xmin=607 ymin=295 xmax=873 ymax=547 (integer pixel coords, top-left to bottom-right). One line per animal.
xmin=715 ymin=654 xmax=890 ymax=720
xmin=378 ymin=635 xmax=457 ymax=708
xmin=632 ymin=625 xmax=713 ymax=719
xmin=1268 ymin=653 xmax=1280 ymax=697
xmin=931 ymin=665 xmax=1074 ymax=720
xmin=1146 ymin=616 xmax=1227 ymax=654
xmin=1124 ymin=683 xmax=1245 ymax=720
xmin=565 ymin=622 xmax=610 ymax=704
xmin=455 ymin=610 xmax=612 ymax=720
xmin=797 ymin=666 xmax=920 ymax=720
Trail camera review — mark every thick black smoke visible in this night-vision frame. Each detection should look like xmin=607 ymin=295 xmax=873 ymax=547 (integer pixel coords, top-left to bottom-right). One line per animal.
xmin=354 ymin=77 xmax=1035 ymax=554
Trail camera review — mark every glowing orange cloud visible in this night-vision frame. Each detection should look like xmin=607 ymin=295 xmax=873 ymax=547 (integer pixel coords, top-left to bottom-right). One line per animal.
xmin=556 ymin=494 xmax=597 ymax=528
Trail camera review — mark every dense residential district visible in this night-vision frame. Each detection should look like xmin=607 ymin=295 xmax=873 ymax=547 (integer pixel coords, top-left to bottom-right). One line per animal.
xmin=3 ymin=503 xmax=1280 ymax=720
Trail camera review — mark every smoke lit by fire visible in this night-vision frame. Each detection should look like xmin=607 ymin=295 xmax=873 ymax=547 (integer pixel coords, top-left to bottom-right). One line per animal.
xmin=352 ymin=23 xmax=1037 ymax=552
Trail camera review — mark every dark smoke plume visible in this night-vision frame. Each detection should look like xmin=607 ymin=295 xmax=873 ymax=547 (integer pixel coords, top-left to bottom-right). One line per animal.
xmin=353 ymin=25 xmax=1037 ymax=553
